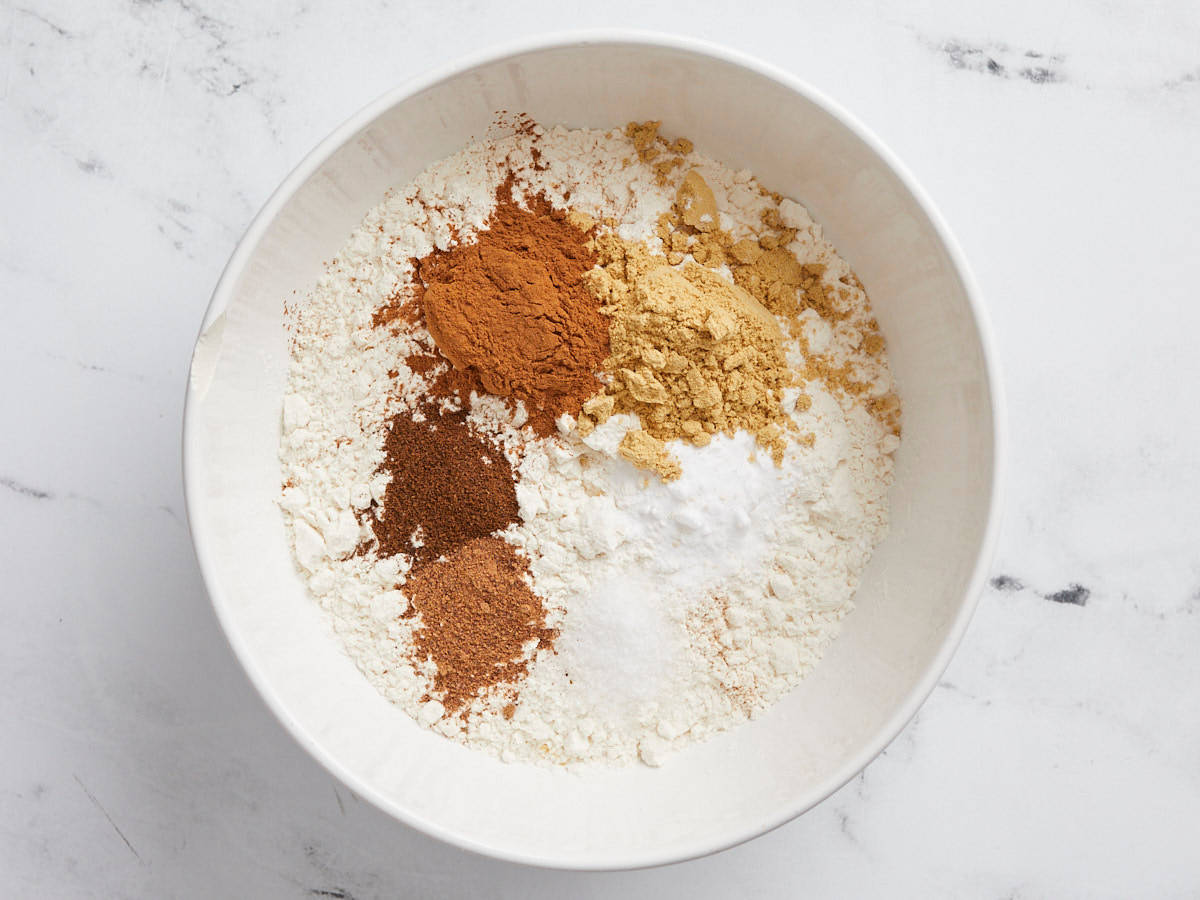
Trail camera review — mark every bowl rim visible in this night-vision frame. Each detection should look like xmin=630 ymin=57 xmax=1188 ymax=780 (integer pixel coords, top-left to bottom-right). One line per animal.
xmin=182 ymin=28 xmax=1006 ymax=871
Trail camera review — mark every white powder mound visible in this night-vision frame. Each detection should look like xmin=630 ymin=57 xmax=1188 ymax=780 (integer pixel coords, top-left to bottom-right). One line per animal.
xmin=477 ymin=390 xmax=891 ymax=767
xmin=279 ymin=121 xmax=897 ymax=767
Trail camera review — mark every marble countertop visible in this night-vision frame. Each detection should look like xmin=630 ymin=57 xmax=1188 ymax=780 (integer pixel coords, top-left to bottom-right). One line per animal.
xmin=3 ymin=0 xmax=1198 ymax=895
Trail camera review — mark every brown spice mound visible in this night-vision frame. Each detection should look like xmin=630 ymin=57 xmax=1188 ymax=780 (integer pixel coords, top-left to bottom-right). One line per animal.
xmin=412 ymin=177 xmax=609 ymax=435
xmin=407 ymin=536 xmax=556 ymax=714
xmin=374 ymin=404 xmax=519 ymax=566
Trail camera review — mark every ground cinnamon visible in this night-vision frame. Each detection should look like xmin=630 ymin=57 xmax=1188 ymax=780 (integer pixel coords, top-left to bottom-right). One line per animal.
xmin=412 ymin=177 xmax=608 ymax=435
xmin=406 ymin=536 xmax=556 ymax=713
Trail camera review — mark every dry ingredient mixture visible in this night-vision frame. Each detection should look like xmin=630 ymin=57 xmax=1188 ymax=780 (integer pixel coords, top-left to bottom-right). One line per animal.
xmin=280 ymin=117 xmax=901 ymax=767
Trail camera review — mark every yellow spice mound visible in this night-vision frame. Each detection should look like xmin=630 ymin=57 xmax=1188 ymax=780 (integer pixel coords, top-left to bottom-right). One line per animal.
xmin=580 ymin=234 xmax=799 ymax=480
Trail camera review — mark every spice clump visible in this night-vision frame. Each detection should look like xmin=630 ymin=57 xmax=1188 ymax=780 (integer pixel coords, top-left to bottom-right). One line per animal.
xmin=373 ymin=403 xmax=519 ymax=566
xmin=370 ymin=401 xmax=555 ymax=717
xmin=413 ymin=178 xmax=608 ymax=435
xmin=582 ymin=234 xmax=798 ymax=479
xmin=648 ymin=160 xmax=902 ymax=436
xmin=406 ymin=536 xmax=557 ymax=715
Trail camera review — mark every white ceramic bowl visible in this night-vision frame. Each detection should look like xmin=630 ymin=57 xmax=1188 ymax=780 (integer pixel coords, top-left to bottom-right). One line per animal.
xmin=184 ymin=32 xmax=1003 ymax=869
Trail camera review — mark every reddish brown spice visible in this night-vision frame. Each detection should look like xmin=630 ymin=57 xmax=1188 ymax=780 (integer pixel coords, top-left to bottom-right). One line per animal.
xmin=407 ymin=536 xmax=557 ymax=713
xmin=411 ymin=177 xmax=609 ymax=435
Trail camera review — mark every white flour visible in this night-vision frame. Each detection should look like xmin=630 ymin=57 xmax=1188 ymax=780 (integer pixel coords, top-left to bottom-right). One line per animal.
xmin=279 ymin=122 xmax=897 ymax=767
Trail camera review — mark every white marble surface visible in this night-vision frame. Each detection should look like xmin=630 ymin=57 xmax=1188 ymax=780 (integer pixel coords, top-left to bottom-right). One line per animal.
xmin=3 ymin=0 xmax=1198 ymax=895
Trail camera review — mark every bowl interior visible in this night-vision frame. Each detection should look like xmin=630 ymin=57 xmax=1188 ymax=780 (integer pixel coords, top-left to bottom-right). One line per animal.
xmin=185 ymin=39 xmax=997 ymax=868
